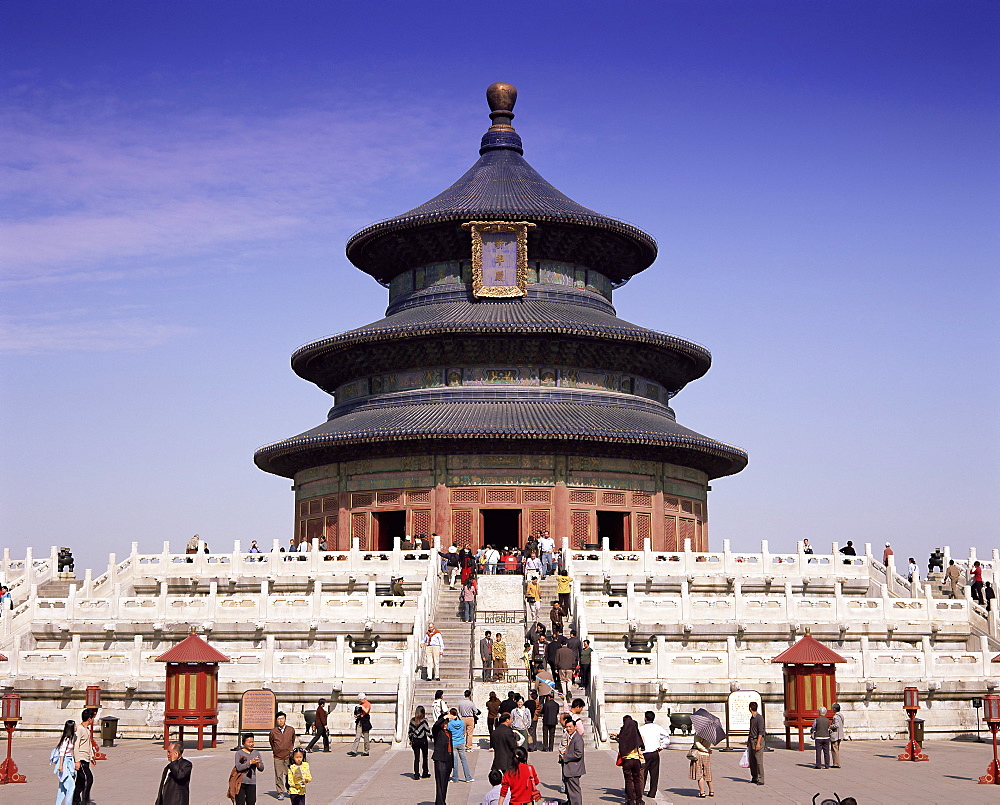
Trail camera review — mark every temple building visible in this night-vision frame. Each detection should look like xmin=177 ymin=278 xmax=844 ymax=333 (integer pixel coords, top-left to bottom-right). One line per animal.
xmin=254 ymin=83 xmax=747 ymax=553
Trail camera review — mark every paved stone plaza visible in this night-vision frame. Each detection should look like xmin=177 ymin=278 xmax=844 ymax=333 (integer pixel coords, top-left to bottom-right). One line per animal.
xmin=4 ymin=734 xmax=1000 ymax=804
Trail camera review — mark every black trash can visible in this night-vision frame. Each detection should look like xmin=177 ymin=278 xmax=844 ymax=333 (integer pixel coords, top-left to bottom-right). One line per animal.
xmin=100 ymin=716 xmax=119 ymax=747
xmin=913 ymin=718 xmax=925 ymax=743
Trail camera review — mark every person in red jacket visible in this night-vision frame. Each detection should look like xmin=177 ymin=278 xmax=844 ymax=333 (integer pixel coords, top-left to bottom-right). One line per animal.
xmin=499 ymin=747 xmax=541 ymax=805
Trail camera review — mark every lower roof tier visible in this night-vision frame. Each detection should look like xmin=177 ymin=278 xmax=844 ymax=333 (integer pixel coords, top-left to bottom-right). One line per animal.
xmin=254 ymin=396 xmax=747 ymax=480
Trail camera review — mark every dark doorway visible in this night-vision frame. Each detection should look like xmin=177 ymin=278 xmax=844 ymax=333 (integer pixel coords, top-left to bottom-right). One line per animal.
xmin=371 ymin=510 xmax=406 ymax=551
xmin=481 ymin=509 xmax=520 ymax=551
xmin=597 ymin=511 xmax=630 ymax=551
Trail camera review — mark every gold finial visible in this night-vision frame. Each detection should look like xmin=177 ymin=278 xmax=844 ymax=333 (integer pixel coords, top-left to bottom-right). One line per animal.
xmin=487 ymin=82 xmax=517 ymax=114
xmin=486 ymin=83 xmax=517 ymax=131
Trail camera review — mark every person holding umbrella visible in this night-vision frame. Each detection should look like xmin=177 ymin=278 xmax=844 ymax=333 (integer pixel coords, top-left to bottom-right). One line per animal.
xmin=688 ymin=708 xmax=726 ymax=799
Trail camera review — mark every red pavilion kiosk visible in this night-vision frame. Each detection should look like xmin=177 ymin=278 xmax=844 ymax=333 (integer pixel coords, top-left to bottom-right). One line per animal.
xmin=772 ymin=633 xmax=847 ymax=750
xmin=155 ymin=631 xmax=230 ymax=749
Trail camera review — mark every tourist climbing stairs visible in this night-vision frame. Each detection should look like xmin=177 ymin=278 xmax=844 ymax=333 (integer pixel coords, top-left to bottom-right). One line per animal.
xmin=411 ymin=583 xmax=474 ymax=709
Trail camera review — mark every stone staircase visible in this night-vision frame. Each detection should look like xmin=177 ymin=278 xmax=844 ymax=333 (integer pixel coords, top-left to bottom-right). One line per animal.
xmin=412 ymin=585 xmax=474 ymax=707
xmin=37 ymin=576 xmax=81 ymax=598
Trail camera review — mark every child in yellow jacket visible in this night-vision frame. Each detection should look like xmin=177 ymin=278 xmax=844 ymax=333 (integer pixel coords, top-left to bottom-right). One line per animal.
xmin=287 ymin=747 xmax=311 ymax=804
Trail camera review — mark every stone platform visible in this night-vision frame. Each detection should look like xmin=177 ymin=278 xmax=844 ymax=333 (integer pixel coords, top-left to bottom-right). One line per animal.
xmin=4 ymin=733 xmax=1000 ymax=804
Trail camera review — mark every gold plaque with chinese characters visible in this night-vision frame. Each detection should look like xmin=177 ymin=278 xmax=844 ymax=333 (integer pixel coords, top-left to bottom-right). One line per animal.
xmin=462 ymin=221 xmax=536 ymax=298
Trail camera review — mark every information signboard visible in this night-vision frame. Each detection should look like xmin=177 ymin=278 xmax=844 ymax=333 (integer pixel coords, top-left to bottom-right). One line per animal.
xmin=726 ymin=690 xmax=763 ymax=738
xmin=239 ymin=689 xmax=277 ymax=734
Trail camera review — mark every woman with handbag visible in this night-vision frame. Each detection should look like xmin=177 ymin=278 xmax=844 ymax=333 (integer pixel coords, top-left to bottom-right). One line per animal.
xmin=688 ymin=735 xmax=714 ymax=798
xmin=50 ymin=720 xmax=76 ymax=805
xmin=498 ymin=746 xmax=541 ymax=804
xmin=611 ymin=715 xmax=645 ymax=805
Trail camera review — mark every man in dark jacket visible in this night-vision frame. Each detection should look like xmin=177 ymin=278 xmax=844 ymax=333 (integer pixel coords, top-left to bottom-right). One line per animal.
xmin=307 ymin=698 xmax=329 ymax=752
xmin=155 ymin=742 xmax=192 ymax=805
xmin=432 ymin=715 xmax=453 ymax=805
xmin=541 ymin=694 xmax=560 ymax=751
xmin=491 ymin=712 xmax=518 ymax=772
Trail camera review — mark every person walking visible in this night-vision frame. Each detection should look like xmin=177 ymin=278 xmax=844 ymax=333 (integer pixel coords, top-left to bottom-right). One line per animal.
xmin=457 ymin=690 xmax=478 ymax=751
xmin=511 ymin=695 xmax=532 ymax=749
xmin=531 ymin=633 xmax=547 ymax=678
xmin=408 ymin=706 xmax=431 ymax=779
xmin=882 ymin=542 xmax=893 ymax=565
xmin=485 ymin=691 xmax=501 ymax=738
xmin=490 ymin=712 xmax=518 ymax=773
xmin=232 ymin=733 xmax=265 ymax=805
xmin=612 ymin=715 xmax=645 ymax=805
xmin=556 ymin=568 xmax=573 ymax=615
xmin=480 ymin=630 xmax=494 ymax=681
xmin=525 ymin=689 xmax=540 ymax=751
xmin=811 ymin=706 xmax=831 ymax=769
xmin=971 ymin=560 xmax=985 ymax=605
xmin=492 ymin=632 xmax=508 ymax=681
xmin=985 ymin=581 xmax=996 ymax=612
xmin=448 ymin=709 xmax=474 ymax=783
xmin=422 ymin=623 xmax=445 ymax=681
xmin=560 ymin=718 xmax=586 ymax=805
xmin=944 ymin=560 xmax=963 ymax=599
xmin=485 ymin=544 xmax=501 ymax=575
xmin=830 ymin=702 xmax=845 ymax=768
xmin=538 ymin=532 xmax=555 ymax=577
xmin=689 ymin=734 xmax=714 ymax=798
xmin=498 ymin=747 xmax=541 ymax=805
xmin=549 ymin=601 xmax=563 ymax=634
xmin=269 ymin=711 xmax=296 ymax=800
xmin=155 ymin=742 xmax=192 ymax=805
xmin=348 ymin=694 xmax=371 ymax=756
xmin=50 ymin=720 xmax=76 ymax=805
xmin=286 ymin=748 xmax=311 ymax=805
xmin=431 ymin=689 xmax=448 ymax=721
xmin=306 ymin=699 xmax=329 ymax=752
xmin=579 ymin=639 xmax=593 ymax=690
xmin=524 ymin=576 xmax=541 ymax=623
xmin=73 ymin=707 xmax=96 ymax=805
xmin=541 ymin=693 xmax=560 ymax=751
xmin=460 ymin=577 xmax=478 ymax=622
xmin=907 ymin=558 xmax=918 ymax=584
xmin=555 ymin=637 xmax=576 ymax=695
xmin=638 ymin=710 xmax=670 ymax=798
xmin=432 ymin=715 xmax=454 ymax=805
xmin=747 ymin=701 xmax=765 ymax=785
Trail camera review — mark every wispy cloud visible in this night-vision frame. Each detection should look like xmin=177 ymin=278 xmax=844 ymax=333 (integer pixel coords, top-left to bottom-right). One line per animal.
xmin=0 ymin=309 xmax=196 ymax=353
xmin=0 ymin=98 xmax=464 ymax=287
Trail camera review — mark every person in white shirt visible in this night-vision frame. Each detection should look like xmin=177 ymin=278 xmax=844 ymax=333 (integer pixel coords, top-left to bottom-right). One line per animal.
xmin=637 ymin=710 xmax=670 ymax=798
xmin=537 ymin=534 xmax=555 ymax=577
xmin=421 ymin=624 xmax=445 ymax=681
xmin=480 ymin=769 xmax=503 ymax=805
xmin=485 ymin=545 xmax=501 ymax=575
xmin=511 ymin=696 xmax=532 ymax=748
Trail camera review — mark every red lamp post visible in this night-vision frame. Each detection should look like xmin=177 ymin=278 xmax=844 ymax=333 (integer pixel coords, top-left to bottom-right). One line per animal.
xmin=85 ymin=685 xmax=107 ymax=762
xmin=897 ymin=686 xmax=929 ymax=761
xmin=978 ymin=694 xmax=1000 ymax=784
xmin=0 ymin=693 xmax=26 ymax=784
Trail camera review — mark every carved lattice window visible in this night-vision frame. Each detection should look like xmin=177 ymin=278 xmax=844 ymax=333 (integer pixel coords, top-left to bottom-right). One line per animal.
xmin=451 ymin=489 xmax=481 ymax=503
xmin=411 ymin=509 xmax=432 ymax=537
xmin=523 ymin=489 xmax=551 ymax=503
xmin=602 ymin=491 xmax=626 ymax=506
xmin=664 ymin=516 xmax=677 ymax=551
xmin=351 ymin=512 xmax=368 ymax=549
xmin=486 ymin=488 xmax=517 ymax=504
xmin=569 ymin=490 xmax=596 ymax=504
xmin=632 ymin=492 xmax=652 ymax=507
xmin=352 ymin=492 xmax=374 ymax=508
xmin=570 ymin=510 xmax=590 ymax=549
xmin=528 ymin=509 xmax=550 ymax=536
xmin=377 ymin=491 xmax=401 ymax=506
xmin=452 ymin=510 xmax=473 ymax=547
xmin=636 ymin=512 xmax=652 ymax=543
xmin=407 ymin=490 xmax=431 ymax=504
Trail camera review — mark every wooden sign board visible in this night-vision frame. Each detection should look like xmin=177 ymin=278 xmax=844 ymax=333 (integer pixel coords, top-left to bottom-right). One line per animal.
xmin=239 ymin=689 xmax=277 ymax=733
xmin=726 ymin=690 xmax=762 ymax=737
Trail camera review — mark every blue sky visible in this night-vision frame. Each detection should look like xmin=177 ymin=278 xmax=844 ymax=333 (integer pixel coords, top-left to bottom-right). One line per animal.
xmin=2 ymin=1 xmax=997 ymax=573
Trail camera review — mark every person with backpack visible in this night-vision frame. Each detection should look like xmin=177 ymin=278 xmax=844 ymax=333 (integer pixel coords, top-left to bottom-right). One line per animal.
xmin=498 ymin=746 xmax=541 ymax=804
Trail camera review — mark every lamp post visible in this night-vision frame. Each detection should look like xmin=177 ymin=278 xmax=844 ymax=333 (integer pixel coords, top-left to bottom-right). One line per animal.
xmin=978 ymin=694 xmax=1000 ymax=784
xmin=85 ymin=685 xmax=107 ymax=762
xmin=0 ymin=693 xmax=26 ymax=784
xmin=897 ymin=686 xmax=929 ymax=761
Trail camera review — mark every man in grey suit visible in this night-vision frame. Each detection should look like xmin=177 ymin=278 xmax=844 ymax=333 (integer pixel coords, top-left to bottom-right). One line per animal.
xmin=560 ymin=718 xmax=586 ymax=805
xmin=480 ymin=630 xmax=493 ymax=681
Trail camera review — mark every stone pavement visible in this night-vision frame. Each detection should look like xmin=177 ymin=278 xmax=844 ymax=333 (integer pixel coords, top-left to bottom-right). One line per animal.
xmin=3 ymin=734 xmax=1000 ymax=804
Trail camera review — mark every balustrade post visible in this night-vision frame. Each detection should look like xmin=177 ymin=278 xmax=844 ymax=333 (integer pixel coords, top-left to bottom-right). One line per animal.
xmin=264 ymin=634 xmax=276 ymax=685
xmin=208 ymin=582 xmax=218 ymax=620
xmin=657 ymin=634 xmax=667 ymax=677
xmin=601 ymin=539 xmax=611 ymax=574
xmin=760 ymin=539 xmax=770 ymax=569
xmin=232 ymin=540 xmax=242 ymax=574
xmin=626 ymin=581 xmax=636 ymax=622
xmin=1 ymin=548 xmax=9 ymax=577
xmin=23 ymin=548 xmax=33 ymax=587
xmin=106 ymin=553 xmax=117 ymax=589
xmin=70 ymin=634 xmax=81 ymax=677
xmin=366 ymin=580 xmax=377 ymax=619
xmin=859 ymin=635 xmax=871 ymax=680
xmin=67 ymin=582 xmax=78 ymax=620
xmin=784 ymin=581 xmax=795 ymax=621
xmin=943 ymin=545 xmax=952 ymax=566
xmin=131 ymin=634 xmax=142 ymax=679
xmin=920 ymin=636 xmax=932 ymax=681
xmin=680 ymin=578 xmax=690 ymax=622
xmin=259 ymin=580 xmax=268 ymax=620
xmin=833 ymin=581 xmax=844 ymax=621
xmin=312 ymin=580 xmax=322 ymax=619
xmin=391 ymin=537 xmax=401 ymax=574
xmin=722 ymin=538 xmax=732 ymax=574
xmin=83 ymin=568 xmax=93 ymax=596
xmin=49 ymin=545 xmax=59 ymax=575
xmin=733 ymin=580 xmax=743 ymax=622
xmin=334 ymin=635 xmax=346 ymax=678
xmin=158 ymin=581 xmax=168 ymax=619
xmin=682 ymin=538 xmax=692 ymax=574
xmin=726 ymin=635 xmax=738 ymax=679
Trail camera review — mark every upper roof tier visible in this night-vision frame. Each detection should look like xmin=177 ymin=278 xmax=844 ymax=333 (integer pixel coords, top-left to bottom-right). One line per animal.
xmin=346 ymin=83 xmax=658 ymax=286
